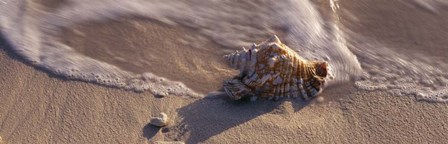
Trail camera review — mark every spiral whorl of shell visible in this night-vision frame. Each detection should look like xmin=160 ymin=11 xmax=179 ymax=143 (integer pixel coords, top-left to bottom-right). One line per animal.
xmin=223 ymin=35 xmax=328 ymax=100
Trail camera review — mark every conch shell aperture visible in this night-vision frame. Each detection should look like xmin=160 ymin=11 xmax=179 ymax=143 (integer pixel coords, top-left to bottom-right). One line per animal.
xmin=223 ymin=35 xmax=328 ymax=101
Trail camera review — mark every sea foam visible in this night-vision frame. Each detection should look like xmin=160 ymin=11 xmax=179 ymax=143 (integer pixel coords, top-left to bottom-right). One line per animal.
xmin=2 ymin=0 xmax=447 ymax=102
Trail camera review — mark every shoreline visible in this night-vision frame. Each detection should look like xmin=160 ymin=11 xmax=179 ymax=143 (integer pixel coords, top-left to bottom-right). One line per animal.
xmin=2 ymin=42 xmax=448 ymax=143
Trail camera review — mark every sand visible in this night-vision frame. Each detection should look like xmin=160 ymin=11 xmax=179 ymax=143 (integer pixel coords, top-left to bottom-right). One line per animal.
xmin=2 ymin=46 xmax=448 ymax=143
xmin=338 ymin=0 xmax=448 ymax=60
xmin=59 ymin=18 xmax=237 ymax=94
xmin=2 ymin=0 xmax=448 ymax=144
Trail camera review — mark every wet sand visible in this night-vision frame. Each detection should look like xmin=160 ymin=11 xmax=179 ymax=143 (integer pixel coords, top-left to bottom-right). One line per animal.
xmin=2 ymin=0 xmax=448 ymax=143
xmin=2 ymin=46 xmax=448 ymax=143
xmin=339 ymin=0 xmax=448 ymax=60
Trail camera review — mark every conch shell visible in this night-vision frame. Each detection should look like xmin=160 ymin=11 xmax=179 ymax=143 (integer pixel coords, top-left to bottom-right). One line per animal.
xmin=223 ymin=35 xmax=328 ymax=100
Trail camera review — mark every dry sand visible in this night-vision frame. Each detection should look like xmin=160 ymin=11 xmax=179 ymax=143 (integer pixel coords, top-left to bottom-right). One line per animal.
xmin=2 ymin=0 xmax=448 ymax=144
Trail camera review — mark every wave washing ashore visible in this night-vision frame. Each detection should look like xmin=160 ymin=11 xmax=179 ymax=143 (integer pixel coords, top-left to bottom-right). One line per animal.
xmin=0 ymin=0 xmax=447 ymax=102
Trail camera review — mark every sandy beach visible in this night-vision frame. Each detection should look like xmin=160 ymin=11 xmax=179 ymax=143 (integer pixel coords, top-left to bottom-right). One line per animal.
xmin=2 ymin=45 xmax=448 ymax=143
xmin=2 ymin=0 xmax=448 ymax=143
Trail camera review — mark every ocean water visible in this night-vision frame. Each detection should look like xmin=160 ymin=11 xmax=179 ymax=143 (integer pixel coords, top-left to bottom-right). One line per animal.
xmin=1 ymin=0 xmax=447 ymax=101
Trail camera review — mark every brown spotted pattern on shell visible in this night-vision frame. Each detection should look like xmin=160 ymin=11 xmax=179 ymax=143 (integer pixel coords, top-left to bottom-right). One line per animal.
xmin=223 ymin=35 xmax=328 ymax=100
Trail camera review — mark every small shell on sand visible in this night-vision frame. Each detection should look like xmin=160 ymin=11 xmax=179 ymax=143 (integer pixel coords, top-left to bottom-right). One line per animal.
xmin=150 ymin=112 xmax=169 ymax=127
xmin=316 ymin=96 xmax=324 ymax=103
